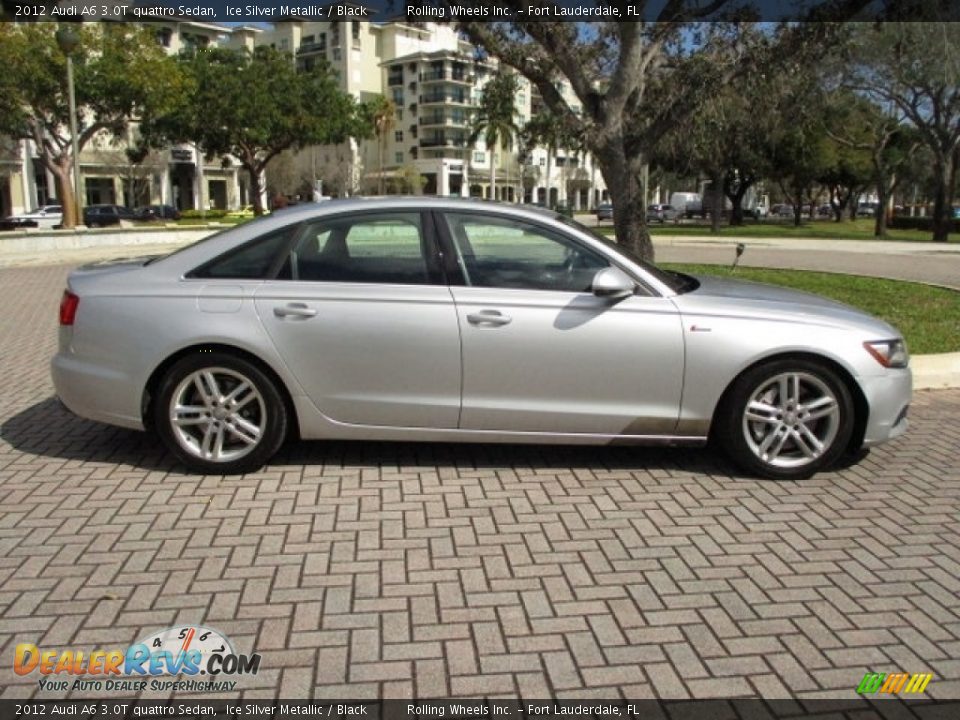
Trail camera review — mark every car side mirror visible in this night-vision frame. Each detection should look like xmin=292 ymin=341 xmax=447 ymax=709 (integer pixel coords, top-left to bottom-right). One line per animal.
xmin=591 ymin=267 xmax=635 ymax=300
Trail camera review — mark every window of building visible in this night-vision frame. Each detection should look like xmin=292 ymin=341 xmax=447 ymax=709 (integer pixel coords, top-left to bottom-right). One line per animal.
xmin=395 ymin=152 xmax=404 ymax=164
xmin=474 ymin=151 xmax=486 ymax=163
xmin=392 ymin=88 xmax=404 ymax=104
xmin=394 ymin=131 xmax=403 ymax=142
xmin=302 ymin=35 xmax=314 ymax=45
xmin=352 ymin=22 xmax=361 ymax=43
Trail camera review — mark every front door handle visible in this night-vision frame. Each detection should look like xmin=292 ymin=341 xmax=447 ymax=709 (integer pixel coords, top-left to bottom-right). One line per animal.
xmin=467 ymin=310 xmax=512 ymax=326
xmin=274 ymin=303 xmax=317 ymax=319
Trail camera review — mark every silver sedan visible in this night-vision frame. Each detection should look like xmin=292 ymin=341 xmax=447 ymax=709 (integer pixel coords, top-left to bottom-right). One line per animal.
xmin=51 ymin=198 xmax=911 ymax=479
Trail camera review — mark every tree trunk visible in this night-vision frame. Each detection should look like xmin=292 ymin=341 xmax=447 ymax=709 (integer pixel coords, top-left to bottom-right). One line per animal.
xmin=544 ymin=153 xmax=552 ymax=208
xmin=724 ymin=172 xmax=753 ymax=227
xmin=378 ymin=136 xmax=385 ymax=195
xmin=602 ymin=163 xmax=652 ymax=262
xmin=50 ymin=161 xmax=77 ymax=229
xmin=489 ymin=150 xmax=496 ymax=201
xmin=247 ymin=165 xmax=265 ymax=216
xmin=874 ymin=183 xmax=889 ymax=239
xmin=793 ymin=203 xmax=803 ymax=227
xmin=931 ymin=159 xmax=951 ymax=242
xmin=709 ymin=172 xmax=722 ymax=234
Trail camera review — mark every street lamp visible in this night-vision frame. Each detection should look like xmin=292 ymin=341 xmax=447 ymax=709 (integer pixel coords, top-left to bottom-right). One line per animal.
xmin=55 ymin=25 xmax=84 ymax=228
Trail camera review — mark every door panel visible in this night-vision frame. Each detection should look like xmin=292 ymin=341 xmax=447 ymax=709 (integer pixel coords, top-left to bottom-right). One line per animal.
xmin=438 ymin=210 xmax=685 ymax=435
xmin=255 ymin=283 xmax=461 ymax=428
xmin=451 ymin=287 xmax=685 ymax=434
xmin=254 ymin=211 xmax=461 ymax=429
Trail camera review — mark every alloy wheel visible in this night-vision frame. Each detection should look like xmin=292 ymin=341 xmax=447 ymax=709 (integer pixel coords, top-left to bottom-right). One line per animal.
xmin=168 ymin=367 xmax=266 ymax=463
xmin=741 ymin=371 xmax=841 ymax=470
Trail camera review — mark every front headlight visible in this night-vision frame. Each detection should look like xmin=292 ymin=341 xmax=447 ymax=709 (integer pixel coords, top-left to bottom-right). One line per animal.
xmin=864 ymin=339 xmax=909 ymax=368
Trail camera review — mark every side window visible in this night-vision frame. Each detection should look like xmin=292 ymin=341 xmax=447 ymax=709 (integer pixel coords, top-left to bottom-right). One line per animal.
xmin=285 ymin=212 xmax=433 ymax=285
xmin=190 ymin=226 xmax=296 ymax=279
xmin=443 ymin=213 xmax=608 ymax=292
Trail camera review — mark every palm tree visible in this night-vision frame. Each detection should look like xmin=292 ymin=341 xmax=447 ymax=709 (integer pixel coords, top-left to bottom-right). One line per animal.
xmin=523 ymin=110 xmax=585 ymax=209
xmin=469 ymin=72 xmax=520 ymax=202
xmin=371 ymin=96 xmax=396 ymax=195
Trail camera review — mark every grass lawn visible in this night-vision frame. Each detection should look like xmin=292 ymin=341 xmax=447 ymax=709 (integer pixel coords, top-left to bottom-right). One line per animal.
xmin=663 ymin=263 xmax=960 ymax=355
xmin=594 ymin=218 xmax=951 ymax=243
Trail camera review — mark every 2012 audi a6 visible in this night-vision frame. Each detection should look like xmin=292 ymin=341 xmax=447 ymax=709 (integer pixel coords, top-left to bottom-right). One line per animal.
xmin=52 ymin=198 xmax=911 ymax=479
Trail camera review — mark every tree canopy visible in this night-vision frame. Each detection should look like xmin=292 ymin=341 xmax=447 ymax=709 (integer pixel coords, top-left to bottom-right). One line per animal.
xmin=0 ymin=23 xmax=182 ymax=225
xmin=140 ymin=46 xmax=370 ymax=215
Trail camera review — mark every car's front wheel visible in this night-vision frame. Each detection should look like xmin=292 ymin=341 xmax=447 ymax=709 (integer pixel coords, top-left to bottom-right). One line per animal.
xmin=154 ymin=352 xmax=288 ymax=475
xmin=717 ymin=359 xmax=855 ymax=480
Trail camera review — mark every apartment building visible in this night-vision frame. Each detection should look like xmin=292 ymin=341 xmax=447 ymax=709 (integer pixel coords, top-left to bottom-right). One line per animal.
xmin=2 ymin=18 xmax=609 ymax=218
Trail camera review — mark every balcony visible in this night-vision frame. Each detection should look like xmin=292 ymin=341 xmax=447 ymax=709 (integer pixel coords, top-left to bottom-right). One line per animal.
xmin=297 ymin=42 xmax=326 ymax=55
xmin=419 ymin=93 xmax=473 ymax=106
xmin=419 ymin=115 xmax=469 ymax=128
xmin=420 ymin=70 xmax=474 ymax=84
xmin=420 ymin=138 xmax=467 ymax=148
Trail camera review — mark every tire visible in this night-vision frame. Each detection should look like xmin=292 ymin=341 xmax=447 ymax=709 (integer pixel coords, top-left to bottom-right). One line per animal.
xmin=715 ymin=358 xmax=855 ymax=480
xmin=153 ymin=352 xmax=288 ymax=475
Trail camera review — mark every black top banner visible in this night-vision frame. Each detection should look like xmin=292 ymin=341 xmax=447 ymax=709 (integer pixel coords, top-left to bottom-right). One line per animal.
xmin=3 ymin=0 xmax=960 ymax=23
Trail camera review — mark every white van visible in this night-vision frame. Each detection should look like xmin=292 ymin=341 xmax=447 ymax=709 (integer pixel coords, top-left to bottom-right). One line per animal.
xmin=669 ymin=192 xmax=700 ymax=217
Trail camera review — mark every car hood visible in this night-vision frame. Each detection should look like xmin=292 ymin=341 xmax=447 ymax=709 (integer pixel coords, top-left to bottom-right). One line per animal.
xmin=674 ymin=274 xmax=900 ymax=336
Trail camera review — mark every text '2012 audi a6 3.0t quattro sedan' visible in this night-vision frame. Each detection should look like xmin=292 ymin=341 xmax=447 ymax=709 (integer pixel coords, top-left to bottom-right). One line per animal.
xmin=52 ymin=198 xmax=911 ymax=480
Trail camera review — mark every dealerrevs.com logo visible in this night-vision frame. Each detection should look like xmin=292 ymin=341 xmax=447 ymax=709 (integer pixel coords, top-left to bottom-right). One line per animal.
xmin=14 ymin=626 xmax=261 ymax=693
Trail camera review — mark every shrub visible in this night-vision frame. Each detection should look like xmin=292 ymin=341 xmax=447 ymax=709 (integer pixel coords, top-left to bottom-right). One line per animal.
xmin=888 ymin=215 xmax=960 ymax=233
xmin=180 ymin=209 xmax=229 ymax=220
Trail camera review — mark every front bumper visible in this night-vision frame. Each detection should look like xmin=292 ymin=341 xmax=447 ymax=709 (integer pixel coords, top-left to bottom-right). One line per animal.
xmin=859 ymin=368 xmax=912 ymax=446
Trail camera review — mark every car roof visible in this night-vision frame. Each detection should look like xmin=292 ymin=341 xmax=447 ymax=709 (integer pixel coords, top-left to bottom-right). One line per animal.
xmin=255 ymin=197 xmax=567 ymax=225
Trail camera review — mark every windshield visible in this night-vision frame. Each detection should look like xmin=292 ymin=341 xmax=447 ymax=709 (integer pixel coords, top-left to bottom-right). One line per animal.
xmin=553 ymin=214 xmax=697 ymax=294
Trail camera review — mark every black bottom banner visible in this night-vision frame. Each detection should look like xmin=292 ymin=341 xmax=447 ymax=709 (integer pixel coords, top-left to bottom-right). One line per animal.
xmin=2 ymin=699 xmax=959 ymax=720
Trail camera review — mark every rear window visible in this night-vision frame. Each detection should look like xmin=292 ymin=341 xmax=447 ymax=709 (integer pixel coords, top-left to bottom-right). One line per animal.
xmin=188 ymin=226 xmax=297 ymax=279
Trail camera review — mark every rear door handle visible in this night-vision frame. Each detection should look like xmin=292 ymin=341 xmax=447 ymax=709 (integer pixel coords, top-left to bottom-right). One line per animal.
xmin=274 ymin=302 xmax=317 ymax=319
xmin=467 ymin=310 xmax=512 ymax=326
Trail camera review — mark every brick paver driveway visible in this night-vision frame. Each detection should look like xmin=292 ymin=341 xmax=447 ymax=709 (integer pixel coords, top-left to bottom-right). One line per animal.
xmin=1 ymin=264 xmax=958 ymax=700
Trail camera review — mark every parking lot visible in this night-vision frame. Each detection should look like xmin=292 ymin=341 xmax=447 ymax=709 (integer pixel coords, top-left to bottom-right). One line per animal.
xmin=1 ymin=263 xmax=958 ymax=700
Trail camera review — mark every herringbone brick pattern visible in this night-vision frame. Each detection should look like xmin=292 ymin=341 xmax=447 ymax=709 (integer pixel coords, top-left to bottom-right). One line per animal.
xmin=0 ymin=264 xmax=958 ymax=700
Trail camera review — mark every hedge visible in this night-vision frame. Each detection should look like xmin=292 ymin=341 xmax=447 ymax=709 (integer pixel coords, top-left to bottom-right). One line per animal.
xmin=889 ymin=215 xmax=960 ymax=233
xmin=180 ymin=209 xmax=229 ymax=220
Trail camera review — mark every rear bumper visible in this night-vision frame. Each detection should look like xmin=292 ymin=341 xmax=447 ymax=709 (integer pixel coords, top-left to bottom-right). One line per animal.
xmin=51 ymin=353 xmax=144 ymax=430
xmin=859 ymin=368 xmax=912 ymax=446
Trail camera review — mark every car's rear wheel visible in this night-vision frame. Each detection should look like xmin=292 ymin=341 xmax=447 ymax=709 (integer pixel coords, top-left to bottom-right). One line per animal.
xmin=717 ymin=358 xmax=855 ymax=480
xmin=154 ymin=353 xmax=287 ymax=475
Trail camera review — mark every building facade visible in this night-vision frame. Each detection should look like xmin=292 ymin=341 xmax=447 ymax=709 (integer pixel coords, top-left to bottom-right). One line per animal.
xmin=2 ymin=18 xmax=609 ymax=218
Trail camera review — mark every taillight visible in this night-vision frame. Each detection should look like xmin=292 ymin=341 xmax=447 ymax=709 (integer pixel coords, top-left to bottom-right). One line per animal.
xmin=59 ymin=290 xmax=79 ymax=326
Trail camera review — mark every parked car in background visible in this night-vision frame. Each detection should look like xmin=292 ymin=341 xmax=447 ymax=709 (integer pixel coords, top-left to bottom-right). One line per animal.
xmin=7 ymin=204 xmax=63 ymax=229
xmin=136 ymin=205 xmax=182 ymax=221
xmin=817 ymin=204 xmax=833 ymax=218
xmin=83 ymin=204 xmax=139 ymax=228
xmin=0 ymin=216 xmax=38 ymax=231
xmin=52 ymin=197 xmax=911 ymax=481
xmin=771 ymin=204 xmax=795 ymax=218
xmin=857 ymin=203 xmax=878 ymax=218
xmin=647 ymin=204 xmax=679 ymax=223
xmin=596 ymin=203 xmax=614 ymax=222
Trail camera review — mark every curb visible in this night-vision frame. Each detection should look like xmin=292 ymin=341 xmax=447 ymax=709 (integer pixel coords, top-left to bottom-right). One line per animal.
xmin=912 ymin=353 xmax=960 ymax=390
